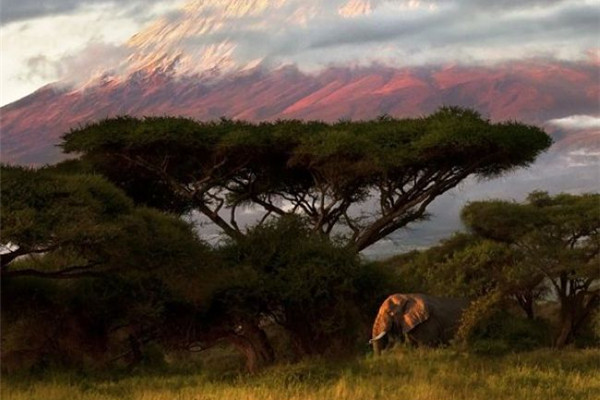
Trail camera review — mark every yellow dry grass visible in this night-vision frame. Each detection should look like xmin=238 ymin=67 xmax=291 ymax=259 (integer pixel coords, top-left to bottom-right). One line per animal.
xmin=3 ymin=348 xmax=599 ymax=400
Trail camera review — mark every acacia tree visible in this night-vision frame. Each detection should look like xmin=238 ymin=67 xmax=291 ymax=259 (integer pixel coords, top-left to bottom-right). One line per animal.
xmin=461 ymin=192 xmax=600 ymax=347
xmin=61 ymin=107 xmax=552 ymax=251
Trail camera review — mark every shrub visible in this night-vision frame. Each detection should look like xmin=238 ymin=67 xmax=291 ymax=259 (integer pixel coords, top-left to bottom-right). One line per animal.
xmin=217 ymin=216 xmax=392 ymax=358
xmin=467 ymin=311 xmax=552 ymax=355
xmin=573 ymin=307 xmax=600 ymax=348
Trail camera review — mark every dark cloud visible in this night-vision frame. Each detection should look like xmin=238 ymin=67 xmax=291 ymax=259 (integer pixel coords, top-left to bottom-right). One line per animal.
xmin=0 ymin=0 xmax=178 ymax=25
xmin=307 ymin=2 xmax=598 ymax=51
xmin=453 ymin=0 xmax=571 ymax=11
xmin=176 ymin=0 xmax=595 ymax=68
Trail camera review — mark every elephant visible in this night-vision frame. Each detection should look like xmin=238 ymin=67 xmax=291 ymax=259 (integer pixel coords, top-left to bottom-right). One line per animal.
xmin=370 ymin=293 xmax=470 ymax=355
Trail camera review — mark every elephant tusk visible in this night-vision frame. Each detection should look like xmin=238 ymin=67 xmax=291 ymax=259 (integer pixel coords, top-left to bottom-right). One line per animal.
xmin=369 ymin=331 xmax=387 ymax=343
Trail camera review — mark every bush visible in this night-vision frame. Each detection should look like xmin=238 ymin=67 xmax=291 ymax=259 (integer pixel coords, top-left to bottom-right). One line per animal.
xmin=217 ymin=216 xmax=393 ymax=358
xmin=467 ymin=311 xmax=552 ymax=355
xmin=573 ymin=307 xmax=600 ymax=348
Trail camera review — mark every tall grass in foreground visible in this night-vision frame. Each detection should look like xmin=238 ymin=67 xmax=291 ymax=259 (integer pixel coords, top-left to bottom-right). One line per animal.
xmin=3 ymin=348 xmax=599 ymax=400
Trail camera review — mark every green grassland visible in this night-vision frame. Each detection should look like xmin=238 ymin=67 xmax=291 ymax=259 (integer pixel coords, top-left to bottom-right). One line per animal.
xmin=3 ymin=348 xmax=599 ymax=400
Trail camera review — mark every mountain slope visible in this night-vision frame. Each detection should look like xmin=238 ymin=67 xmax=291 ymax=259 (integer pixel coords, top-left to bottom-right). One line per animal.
xmin=1 ymin=61 xmax=597 ymax=164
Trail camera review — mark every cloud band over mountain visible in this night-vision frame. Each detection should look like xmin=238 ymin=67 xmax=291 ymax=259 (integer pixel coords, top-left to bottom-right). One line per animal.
xmin=2 ymin=0 xmax=598 ymax=105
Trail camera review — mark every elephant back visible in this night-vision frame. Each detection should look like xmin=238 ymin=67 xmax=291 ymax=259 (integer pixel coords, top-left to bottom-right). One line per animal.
xmin=422 ymin=295 xmax=470 ymax=339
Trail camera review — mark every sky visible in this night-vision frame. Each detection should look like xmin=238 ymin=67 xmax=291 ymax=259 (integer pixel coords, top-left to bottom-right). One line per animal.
xmin=1 ymin=0 xmax=186 ymax=105
xmin=1 ymin=0 xmax=599 ymax=106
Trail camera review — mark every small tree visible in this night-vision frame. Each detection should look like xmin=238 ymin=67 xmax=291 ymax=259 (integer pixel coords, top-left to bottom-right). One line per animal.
xmin=217 ymin=216 xmax=370 ymax=357
xmin=0 ymin=166 xmax=221 ymax=369
xmin=462 ymin=192 xmax=600 ymax=347
xmin=61 ymin=107 xmax=551 ymax=252
xmin=389 ymin=233 xmax=544 ymax=319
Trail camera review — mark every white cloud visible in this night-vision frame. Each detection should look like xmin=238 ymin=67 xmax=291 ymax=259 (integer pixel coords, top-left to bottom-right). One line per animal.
xmin=547 ymin=115 xmax=600 ymax=130
xmin=123 ymin=0 xmax=597 ymax=80
xmin=0 ymin=0 xmax=184 ymax=25
xmin=1 ymin=9 xmax=135 ymax=104
xmin=0 ymin=1 xmax=185 ymax=105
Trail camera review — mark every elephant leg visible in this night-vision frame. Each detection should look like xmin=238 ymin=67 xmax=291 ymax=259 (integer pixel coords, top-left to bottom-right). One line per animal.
xmin=405 ymin=334 xmax=419 ymax=347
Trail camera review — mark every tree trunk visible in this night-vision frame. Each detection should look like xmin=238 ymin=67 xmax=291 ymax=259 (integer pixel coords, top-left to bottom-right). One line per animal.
xmin=572 ymin=293 xmax=599 ymax=336
xmin=239 ymin=321 xmax=275 ymax=364
xmin=515 ymin=292 xmax=535 ymax=319
xmin=127 ymin=334 xmax=143 ymax=368
xmin=554 ymin=313 xmax=574 ymax=348
xmin=226 ymin=321 xmax=276 ymax=373
xmin=554 ymin=292 xmax=599 ymax=348
xmin=523 ymin=303 xmax=535 ymax=320
xmin=227 ymin=335 xmax=259 ymax=374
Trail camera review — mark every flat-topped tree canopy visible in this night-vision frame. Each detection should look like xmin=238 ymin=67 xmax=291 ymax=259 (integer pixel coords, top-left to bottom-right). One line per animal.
xmin=61 ymin=107 xmax=552 ymax=251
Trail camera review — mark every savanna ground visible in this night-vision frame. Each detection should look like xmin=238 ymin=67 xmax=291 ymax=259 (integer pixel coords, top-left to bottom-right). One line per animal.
xmin=3 ymin=348 xmax=599 ymax=400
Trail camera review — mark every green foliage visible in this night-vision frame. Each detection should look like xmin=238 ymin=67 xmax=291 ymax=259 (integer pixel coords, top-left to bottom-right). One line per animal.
xmin=588 ymin=309 xmax=600 ymax=347
xmin=462 ymin=192 xmax=600 ymax=255
xmin=1 ymin=165 xmax=133 ymax=252
xmin=60 ymin=108 xmax=551 ymax=250
xmin=1 ymin=165 xmax=214 ymax=281
xmin=572 ymin=307 xmax=600 ymax=348
xmin=467 ymin=312 xmax=552 ymax=355
xmin=1 ymin=166 xmax=221 ymax=371
xmin=351 ymin=260 xmax=405 ymax=322
xmin=454 ymin=289 xmax=551 ymax=354
xmin=0 ymin=111 xmax=570 ymax=373
xmin=216 ymin=216 xmax=388 ymax=356
xmin=1 ymin=163 xmax=402 ymax=371
xmin=455 ymin=290 xmax=504 ymax=347
xmin=462 ymin=191 xmax=600 ymax=347
xmin=387 ymin=233 xmax=525 ymax=298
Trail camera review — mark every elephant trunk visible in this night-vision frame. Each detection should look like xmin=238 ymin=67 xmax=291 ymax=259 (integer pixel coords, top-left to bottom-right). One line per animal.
xmin=371 ymin=309 xmax=392 ymax=355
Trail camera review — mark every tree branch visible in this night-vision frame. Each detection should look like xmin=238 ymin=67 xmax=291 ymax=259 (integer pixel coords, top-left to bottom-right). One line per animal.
xmin=1 ymin=246 xmax=59 ymax=269
xmin=354 ymin=166 xmax=470 ymax=251
xmin=250 ymin=195 xmax=287 ymax=217
xmin=2 ymin=262 xmax=107 ymax=279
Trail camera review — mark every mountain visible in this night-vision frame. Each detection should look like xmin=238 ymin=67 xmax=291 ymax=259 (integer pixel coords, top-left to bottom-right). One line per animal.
xmin=2 ymin=61 xmax=598 ymax=165
xmin=1 ymin=0 xmax=598 ymax=164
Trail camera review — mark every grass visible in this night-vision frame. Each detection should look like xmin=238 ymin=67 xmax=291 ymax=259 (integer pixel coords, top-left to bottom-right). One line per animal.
xmin=2 ymin=348 xmax=599 ymax=400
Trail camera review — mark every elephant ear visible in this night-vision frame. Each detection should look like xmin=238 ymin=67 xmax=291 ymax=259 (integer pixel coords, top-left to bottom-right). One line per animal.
xmin=399 ymin=296 xmax=430 ymax=333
